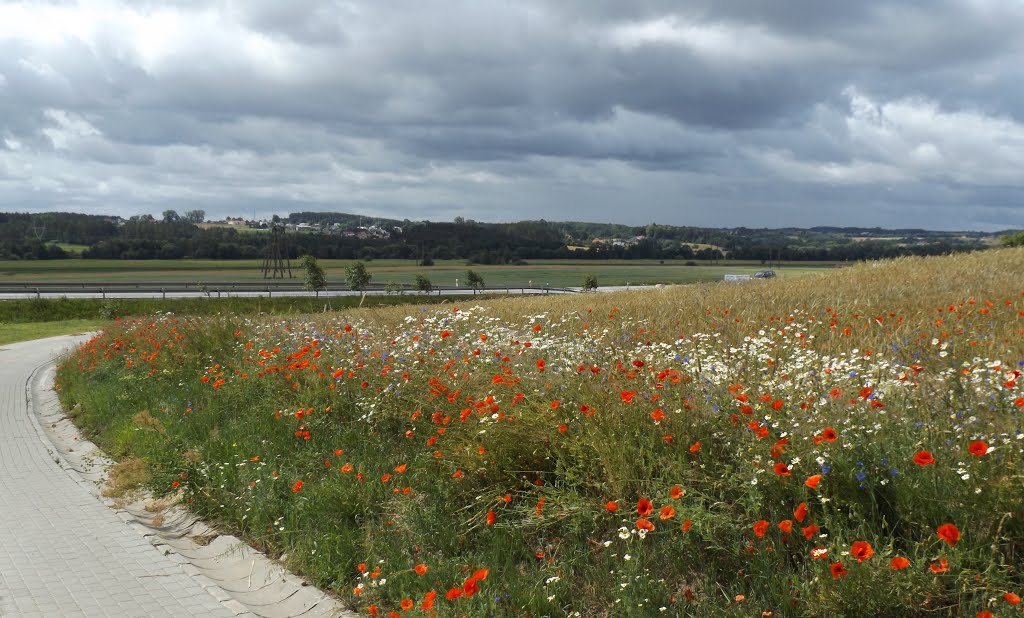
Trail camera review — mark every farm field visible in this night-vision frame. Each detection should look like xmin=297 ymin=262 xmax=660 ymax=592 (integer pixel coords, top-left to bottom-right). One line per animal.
xmin=55 ymin=249 xmax=1024 ymax=616
xmin=0 ymin=258 xmax=835 ymax=288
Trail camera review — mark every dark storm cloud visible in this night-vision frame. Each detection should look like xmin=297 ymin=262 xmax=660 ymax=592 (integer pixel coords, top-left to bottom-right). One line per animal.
xmin=1 ymin=0 xmax=1023 ymax=230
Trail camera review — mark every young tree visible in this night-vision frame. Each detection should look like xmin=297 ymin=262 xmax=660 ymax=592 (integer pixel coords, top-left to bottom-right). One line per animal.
xmin=346 ymin=261 xmax=372 ymax=305
xmin=582 ymin=273 xmax=598 ymax=291
xmin=299 ymin=255 xmax=327 ymax=296
xmin=465 ymin=269 xmax=484 ymax=293
xmin=414 ymin=273 xmax=433 ymax=293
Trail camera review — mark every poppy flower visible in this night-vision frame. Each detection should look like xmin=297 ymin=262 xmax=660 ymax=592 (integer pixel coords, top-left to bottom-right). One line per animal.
xmin=400 ymin=598 xmax=414 ymax=611
xmin=605 ymin=500 xmax=619 ymax=513
xmin=486 ymin=510 xmax=496 ymax=526
xmin=462 ymin=577 xmax=480 ymax=598
xmin=637 ymin=498 xmax=654 ymax=517
xmin=890 ymin=556 xmax=910 ymax=570
xmin=773 ymin=462 xmax=792 ymax=477
xmin=753 ymin=520 xmax=770 ymax=539
xmin=794 ymin=502 xmax=808 ymax=523
xmin=937 ymin=523 xmax=960 ymax=547
xmin=822 ymin=427 xmax=838 ymax=441
xmin=802 ymin=523 xmax=819 ymax=540
xmin=689 ymin=441 xmax=701 ymax=453
xmin=620 ymin=391 xmax=637 ymax=404
xmin=650 ymin=409 xmax=666 ymax=423
xmin=778 ymin=520 xmax=793 ymax=533
xmin=968 ymin=440 xmax=989 ymax=456
xmin=670 ymin=485 xmax=684 ymax=499
xmin=291 ymin=480 xmax=304 ymax=493
xmin=913 ymin=451 xmax=936 ymax=466
xmin=536 ymin=359 xmax=546 ymax=372
xmin=445 ymin=587 xmax=463 ymax=600
xmin=810 ymin=547 xmax=828 ymax=560
xmin=421 ymin=590 xmax=437 ymax=610
xmin=636 ymin=518 xmax=656 ymax=532
xmin=977 ymin=612 xmax=994 ymax=618
xmin=929 ymin=559 xmax=949 ymax=573
xmin=850 ymin=541 xmax=874 ymax=562
xmin=414 ymin=563 xmax=428 ymax=576
xmin=804 ymin=474 xmax=822 ymax=489
xmin=681 ymin=519 xmax=693 ymax=531
xmin=830 ymin=562 xmax=848 ymax=579
xmin=659 ymin=506 xmax=676 ymax=520
xmin=1004 ymin=592 xmax=1021 ymax=605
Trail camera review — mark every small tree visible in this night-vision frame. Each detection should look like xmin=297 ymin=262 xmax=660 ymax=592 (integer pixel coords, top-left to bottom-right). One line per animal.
xmin=582 ymin=273 xmax=598 ymax=291
xmin=299 ymin=255 xmax=327 ymax=296
xmin=184 ymin=209 xmax=206 ymax=224
xmin=465 ymin=269 xmax=484 ymax=293
xmin=414 ymin=273 xmax=433 ymax=293
xmin=346 ymin=261 xmax=372 ymax=306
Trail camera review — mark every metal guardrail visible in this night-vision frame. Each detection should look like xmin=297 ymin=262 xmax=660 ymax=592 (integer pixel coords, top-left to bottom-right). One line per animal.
xmin=0 ymin=282 xmax=579 ymax=299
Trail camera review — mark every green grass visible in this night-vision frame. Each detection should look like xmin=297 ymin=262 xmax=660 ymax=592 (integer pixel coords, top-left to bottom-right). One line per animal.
xmin=0 ymin=294 xmax=484 ymax=324
xmin=54 ymin=250 xmax=1024 ymax=616
xmin=0 ymin=258 xmax=837 ymax=287
xmin=0 ymin=319 xmax=104 ymax=346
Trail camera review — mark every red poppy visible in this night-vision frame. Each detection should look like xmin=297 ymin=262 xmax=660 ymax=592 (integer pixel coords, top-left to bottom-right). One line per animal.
xmin=822 ymin=427 xmax=838 ymax=441
xmin=890 ymin=556 xmax=910 ymax=570
xmin=968 ymin=440 xmax=989 ymax=456
xmin=486 ymin=510 xmax=496 ymax=526
xmin=778 ymin=520 xmax=793 ymax=533
xmin=681 ymin=519 xmax=693 ymax=531
xmin=421 ymin=590 xmax=437 ymax=610
xmin=937 ymin=523 xmax=960 ymax=547
xmin=291 ymin=480 xmax=304 ymax=493
xmin=929 ymin=558 xmax=949 ymax=573
xmin=605 ymin=500 xmax=619 ymax=513
xmin=774 ymin=463 xmax=792 ymax=477
xmin=462 ymin=577 xmax=480 ymax=598
xmin=977 ymin=612 xmax=994 ymax=618
xmin=913 ymin=450 xmax=936 ymax=466
xmin=670 ymin=485 xmax=684 ymax=499
xmin=794 ymin=502 xmax=808 ymax=523
xmin=753 ymin=520 xmax=770 ymax=539
xmin=659 ymin=506 xmax=676 ymax=520
xmin=414 ymin=563 xmax=429 ymax=576
xmin=637 ymin=498 xmax=654 ymax=517
xmin=802 ymin=523 xmax=819 ymax=540
xmin=636 ymin=518 xmax=656 ymax=532
xmin=536 ymin=359 xmax=546 ymax=372
xmin=1003 ymin=593 xmax=1021 ymax=605
xmin=400 ymin=598 xmax=414 ymax=611
xmin=689 ymin=441 xmax=701 ymax=453
xmin=620 ymin=391 xmax=637 ymax=404
xmin=445 ymin=587 xmax=463 ymax=600
xmin=830 ymin=562 xmax=847 ymax=579
xmin=804 ymin=474 xmax=822 ymax=489
xmin=850 ymin=541 xmax=874 ymax=562
xmin=650 ymin=408 xmax=666 ymax=423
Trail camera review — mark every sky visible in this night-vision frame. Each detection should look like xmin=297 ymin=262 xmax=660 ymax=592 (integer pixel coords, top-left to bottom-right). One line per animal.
xmin=2 ymin=1 xmax=1024 ymax=231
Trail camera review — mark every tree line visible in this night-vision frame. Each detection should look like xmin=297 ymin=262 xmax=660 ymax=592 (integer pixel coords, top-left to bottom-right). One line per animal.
xmin=0 ymin=210 xmax=1005 ymax=262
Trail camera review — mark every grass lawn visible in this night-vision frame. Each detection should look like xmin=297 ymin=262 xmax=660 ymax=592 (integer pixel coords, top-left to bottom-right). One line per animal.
xmin=0 ymin=319 xmax=105 ymax=346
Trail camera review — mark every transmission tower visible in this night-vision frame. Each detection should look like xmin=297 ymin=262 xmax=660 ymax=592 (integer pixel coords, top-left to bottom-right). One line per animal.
xmin=30 ymin=216 xmax=46 ymax=241
xmin=262 ymin=225 xmax=293 ymax=279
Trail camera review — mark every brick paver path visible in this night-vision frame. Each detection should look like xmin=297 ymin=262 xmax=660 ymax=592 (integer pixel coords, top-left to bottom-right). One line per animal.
xmin=0 ymin=335 xmax=241 ymax=617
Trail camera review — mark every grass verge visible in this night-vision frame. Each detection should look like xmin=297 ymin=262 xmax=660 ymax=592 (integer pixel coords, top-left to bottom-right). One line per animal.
xmin=0 ymin=319 xmax=105 ymax=346
xmin=56 ymin=250 xmax=1024 ymax=616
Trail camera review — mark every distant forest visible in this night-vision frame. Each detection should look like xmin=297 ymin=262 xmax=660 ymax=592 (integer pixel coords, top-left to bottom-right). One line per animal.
xmin=0 ymin=210 xmax=1011 ymax=263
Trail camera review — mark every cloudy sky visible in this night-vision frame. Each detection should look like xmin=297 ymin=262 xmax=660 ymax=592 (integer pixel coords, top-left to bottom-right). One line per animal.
xmin=2 ymin=1 xmax=1024 ymax=231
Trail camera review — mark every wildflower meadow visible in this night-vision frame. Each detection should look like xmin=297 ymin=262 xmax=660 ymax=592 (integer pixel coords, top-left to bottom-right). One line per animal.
xmin=57 ymin=249 xmax=1024 ymax=617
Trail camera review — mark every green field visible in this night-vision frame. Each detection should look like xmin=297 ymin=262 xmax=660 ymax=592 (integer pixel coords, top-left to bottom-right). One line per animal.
xmin=0 ymin=258 xmax=838 ymax=287
xmin=0 ymin=319 xmax=104 ymax=346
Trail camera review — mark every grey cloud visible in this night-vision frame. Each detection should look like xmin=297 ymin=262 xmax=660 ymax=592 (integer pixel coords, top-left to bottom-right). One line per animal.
xmin=1 ymin=0 xmax=1023 ymax=230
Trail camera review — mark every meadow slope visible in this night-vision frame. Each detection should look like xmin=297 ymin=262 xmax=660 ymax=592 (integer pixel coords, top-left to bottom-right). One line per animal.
xmin=57 ymin=249 xmax=1024 ymax=617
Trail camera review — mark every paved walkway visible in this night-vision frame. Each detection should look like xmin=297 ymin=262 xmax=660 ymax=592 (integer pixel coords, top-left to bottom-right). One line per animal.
xmin=0 ymin=335 xmax=350 ymax=617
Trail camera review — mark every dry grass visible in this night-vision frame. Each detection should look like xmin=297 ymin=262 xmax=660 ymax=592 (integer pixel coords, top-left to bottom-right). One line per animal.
xmin=101 ymin=457 xmax=150 ymax=498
